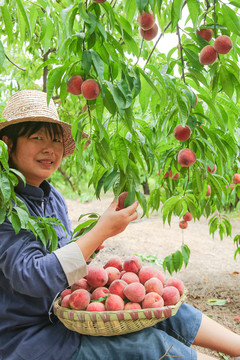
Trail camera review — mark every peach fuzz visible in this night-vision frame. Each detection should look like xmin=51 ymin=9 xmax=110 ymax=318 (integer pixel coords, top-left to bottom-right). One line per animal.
xmin=142 ymin=292 xmax=164 ymax=309
xmin=86 ymin=302 xmax=105 ymax=312
xmin=109 ymin=279 xmax=128 ymax=299
xmin=67 ymin=75 xmax=83 ymax=95
xmin=177 ymin=148 xmax=196 ymax=167
xmin=173 ymin=125 xmax=191 ymax=141
xmin=199 ymin=45 xmax=217 ymax=65
xmin=166 ymin=277 xmax=184 ymax=295
xmin=162 ymin=286 xmax=180 ymax=306
xmin=155 ymin=269 xmax=165 ymax=285
xmin=81 ymin=79 xmax=100 ymax=100
xmin=138 ymin=10 xmax=155 ymax=31
xmin=121 ymin=272 xmax=140 ymax=284
xmin=91 ymin=287 xmax=109 ymax=301
xmin=105 ymin=267 xmax=121 ymax=285
xmin=214 ymin=35 xmax=232 ymax=54
xmin=60 ymin=288 xmax=71 ymax=301
xmin=138 ymin=266 xmax=158 ymax=285
xmin=86 ymin=266 xmax=108 ymax=288
xmin=124 ymin=302 xmax=142 ymax=310
xmin=61 ymin=294 xmax=71 ymax=308
xmin=69 ymin=289 xmax=91 ymax=310
xmin=123 ymin=255 xmax=142 ymax=274
xmin=103 ymin=256 xmax=122 ymax=271
xmin=71 ymin=278 xmax=90 ymax=292
xmin=105 ymin=294 xmax=125 ymax=311
xmin=144 ymin=277 xmax=163 ymax=296
xmin=123 ymin=282 xmax=146 ymax=303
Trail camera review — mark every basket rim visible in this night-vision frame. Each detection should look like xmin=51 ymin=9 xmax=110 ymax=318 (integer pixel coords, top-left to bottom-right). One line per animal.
xmin=53 ymin=290 xmax=187 ymax=318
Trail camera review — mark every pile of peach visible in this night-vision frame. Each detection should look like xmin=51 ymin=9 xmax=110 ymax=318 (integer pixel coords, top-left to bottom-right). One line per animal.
xmin=59 ymin=255 xmax=184 ymax=312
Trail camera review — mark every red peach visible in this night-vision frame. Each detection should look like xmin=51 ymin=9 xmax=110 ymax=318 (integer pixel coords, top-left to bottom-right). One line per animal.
xmin=229 ymin=184 xmax=235 ymax=190
xmin=196 ymin=29 xmax=213 ymax=42
xmin=142 ymin=292 xmax=164 ymax=309
xmin=144 ymin=277 xmax=163 ymax=296
xmin=199 ymin=45 xmax=218 ymax=65
xmin=121 ymin=272 xmax=140 ymax=284
xmin=124 ymin=302 xmax=142 ymax=310
xmin=67 ymin=75 xmax=83 ymax=95
xmin=173 ymin=125 xmax=191 ymax=141
xmin=61 ymin=294 xmax=71 ymax=308
xmin=166 ymin=278 xmax=184 ymax=295
xmin=123 ymin=255 xmax=142 ymax=274
xmin=138 ymin=10 xmax=155 ymax=31
xmin=105 ymin=294 xmax=125 ymax=311
xmin=138 ymin=266 xmax=158 ymax=285
xmin=214 ymin=35 xmax=232 ymax=54
xmin=81 ymin=79 xmax=100 ymax=100
xmin=140 ymin=23 xmax=158 ymax=41
xmin=179 ymin=220 xmax=188 ymax=229
xmin=155 ymin=269 xmax=165 ymax=286
xmin=177 ymin=148 xmax=196 ymax=167
xmin=91 ymin=287 xmax=109 ymax=301
xmin=86 ymin=302 xmax=105 ymax=311
xmin=183 ymin=212 xmax=193 ymax=222
xmin=232 ymin=174 xmax=240 ymax=184
xmin=124 ymin=282 xmax=146 ymax=303
xmin=207 ymin=164 xmax=217 ymax=174
xmin=86 ymin=266 xmax=108 ymax=288
xmin=60 ymin=288 xmax=71 ymax=301
xmin=162 ymin=286 xmax=180 ymax=306
xmin=168 ymin=170 xmax=179 ymax=180
xmin=103 ymin=256 xmax=122 ymax=271
xmin=206 ymin=185 xmax=211 ymax=197
xmin=71 ymin=278 xmax=90 ymax=292
xmin=109 ymin=279 xmax=128 ymax=299
xmin=69 ymin=289 xmax=91 ymax=310
xmin=105 ymin=267 xmax=121 ymax=285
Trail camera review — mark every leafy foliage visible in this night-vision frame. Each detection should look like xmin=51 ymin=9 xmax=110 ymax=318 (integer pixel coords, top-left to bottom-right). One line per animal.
xmin=0 ymin=0 xmax=240 ymax=272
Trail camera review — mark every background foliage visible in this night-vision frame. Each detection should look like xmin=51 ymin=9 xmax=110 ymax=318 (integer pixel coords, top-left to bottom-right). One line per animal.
xmin=0 ymin=0 xmax=240 ymax=272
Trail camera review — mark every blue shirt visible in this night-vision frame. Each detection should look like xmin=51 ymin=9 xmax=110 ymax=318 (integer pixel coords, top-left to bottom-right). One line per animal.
xmin=0 ymin=181 xmax=82 ymax=360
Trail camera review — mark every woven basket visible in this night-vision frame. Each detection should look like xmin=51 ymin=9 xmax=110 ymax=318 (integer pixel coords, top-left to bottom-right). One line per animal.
xmin=53 ymin=291 xmax=187 ymax=337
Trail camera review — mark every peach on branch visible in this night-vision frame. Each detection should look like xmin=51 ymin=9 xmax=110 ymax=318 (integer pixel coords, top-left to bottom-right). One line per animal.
xmin=144 ymin=277 xmax=163 ymax=296
xmin=105 ymin=294 xmax=125 ymax=311
xmin=162 ymin=286 xmax=180 ymax=306
xmin=183 ymin=212 xmax=193 ymax=222
xmin=140 ymin=23 xmax=158 ymax=41
xmin=199 ymin=45 xmax=218 ymax=65
xmin=206 ymin=185 xmax=211 ymax=197
xmin=86 ymin=266 xmax=108 ymax=288
xmin=109 ymin=279 xmax=128 ymax=299
xmin=67 ymin=75 xmax=83 ymax=95
xmin=196 ymin=29 xmax=213 ymax=42
xmin=123 ymin=282 xmax=146 ymax=303
xmin=138 ymin=10 xmax=155 ymax=30
xmin=177 ymin=148 xmax=196 ymax=167
xmin=214 ymin=35 xmax=232 ymax=54
xmin=232 ymin=174 xmax=240 ymax=184
xmin=179 ymin=220 xmax=188 ymax=229
xmin=166 ymin=277 xmax=184 ymax=295
xmin=123 ymin=255 xmax=142 ymax=274
xmin=103 ymin=256 xmax=122 ymax=271
xmin=81 ymin=79 xmax=100 ymax=100
xmin=173 ymin=125 xmax=191 ymax=141
xmin=86 ymin=302 xmax=105 ymax=311
xmin=207 ymin=164 xmax=217 ymax=174
xmin=169 ymin=170 xmax=179 ymax=180
xmin=142 ymin=292 xmax=164 ymax=309
xmin=69 ymin=289 xmax=91 ymax=310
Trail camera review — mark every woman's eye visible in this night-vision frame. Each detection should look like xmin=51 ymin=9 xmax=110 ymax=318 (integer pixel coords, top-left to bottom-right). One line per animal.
xmin=32 ymin=136 xmax=42 ymax=140
xmin=54 ymin=138 xmax=62 ymax=143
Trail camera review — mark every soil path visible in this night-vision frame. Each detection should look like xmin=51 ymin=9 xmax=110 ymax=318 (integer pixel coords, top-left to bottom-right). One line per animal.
xmin=66 ymin=196 xmax=240 ymax=359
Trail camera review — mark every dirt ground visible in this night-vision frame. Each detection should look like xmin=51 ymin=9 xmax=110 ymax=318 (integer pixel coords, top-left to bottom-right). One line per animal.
xmin=65 ymin=195 xmax=240 ymax=359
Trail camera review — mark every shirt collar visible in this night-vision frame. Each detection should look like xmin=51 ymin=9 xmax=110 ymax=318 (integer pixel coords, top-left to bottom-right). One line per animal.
xmin=15 ymin=180 xmax=51 ymax=199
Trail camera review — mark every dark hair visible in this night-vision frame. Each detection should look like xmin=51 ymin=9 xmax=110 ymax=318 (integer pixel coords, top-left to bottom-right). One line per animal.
xmin=0 ymin=121 xmax=63 ymax=154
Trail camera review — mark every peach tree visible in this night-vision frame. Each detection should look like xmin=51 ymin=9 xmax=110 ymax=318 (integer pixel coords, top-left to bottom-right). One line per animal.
xmin=0 ymin=0 xmax=240 ymax=273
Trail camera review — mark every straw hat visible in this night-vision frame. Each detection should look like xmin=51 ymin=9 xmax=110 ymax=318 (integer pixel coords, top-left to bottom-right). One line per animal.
xmin=1 ymin=90 xmax=76 ymax=157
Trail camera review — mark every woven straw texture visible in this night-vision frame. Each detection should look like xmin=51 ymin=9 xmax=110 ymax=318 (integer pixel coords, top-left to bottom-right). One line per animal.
xmin=1 ymin=90 xmax=75 ymax=157
xmin=53 ymin=291 xmax=187 ymax=337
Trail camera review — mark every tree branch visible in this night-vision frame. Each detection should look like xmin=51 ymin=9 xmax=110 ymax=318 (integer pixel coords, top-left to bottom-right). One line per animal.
xmin=176 ymin=24 xmax=185 ymax=83
xmin=5 ymin=54 xmax=26 ymax=71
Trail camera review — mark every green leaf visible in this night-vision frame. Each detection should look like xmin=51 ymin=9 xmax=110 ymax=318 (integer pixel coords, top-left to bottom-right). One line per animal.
xmin=16 ymin=0 xmax=32 ymax=38
xmin=0 ymin=40 xmax=5 ymax=67
xmin=135 ymin=0 xmax=148 ymax=13
xmin=181 ymin=244 xmax=190 ymax=267
xmin=91 ymin=50 xmax=105 ymax=84
xmin=171 ymin=0 xmax=184 ymax=30
xmin=186 ymin=0 xmax=200 ymax=28
xmin=222 ymin=4 xmax=240 ymax=36
xmin=81 ymin=50 xmax=92 ymax=74
xmin=207 ymin=298 xmax=228 ymax=306
xmin=1 ymin=4 xmax=13 ymax=43
xmin=219 ymin=66 xmax=234 ymax=99
xmin=114 ymin=135 xmax=129 ymax=172
xmin=0 ymin=172 xmax=11 ymax=203
xmin=47 ymin=66 xmax=67 ymax=103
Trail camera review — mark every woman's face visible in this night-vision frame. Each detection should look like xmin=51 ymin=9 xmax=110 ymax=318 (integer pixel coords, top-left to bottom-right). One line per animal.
xmin=3 ymin=127 xmax=64 ymax=187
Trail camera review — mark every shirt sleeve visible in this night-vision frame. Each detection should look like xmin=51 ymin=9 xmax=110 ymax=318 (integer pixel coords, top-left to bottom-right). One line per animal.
xmin=53 ymin=242 xmax=87 ymax=286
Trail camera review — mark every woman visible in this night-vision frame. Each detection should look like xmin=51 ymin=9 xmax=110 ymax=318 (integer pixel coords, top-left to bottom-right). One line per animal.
xmin=0 ymin=90 xmax=239 ymax=360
